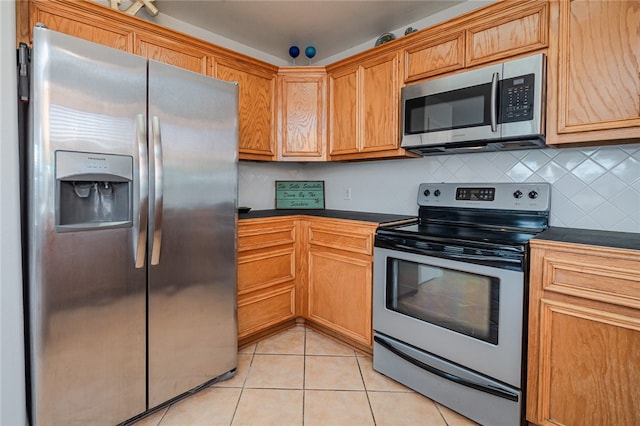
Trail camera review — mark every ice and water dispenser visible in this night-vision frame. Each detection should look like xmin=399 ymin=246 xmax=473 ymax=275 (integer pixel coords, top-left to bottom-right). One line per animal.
xmin=55 ymin=151 xmax=133 ymax=232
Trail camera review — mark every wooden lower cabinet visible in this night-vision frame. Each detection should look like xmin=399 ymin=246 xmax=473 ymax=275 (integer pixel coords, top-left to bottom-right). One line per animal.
xmin=237 ymin=218 xmax=297 ymax=344
xmin=303 ymin=218 xmax=376 ymax=348
xmin=238 ymin=216 xmax=377 ymax=350
xmin=527 ymin=240 xmax=640 ymax=426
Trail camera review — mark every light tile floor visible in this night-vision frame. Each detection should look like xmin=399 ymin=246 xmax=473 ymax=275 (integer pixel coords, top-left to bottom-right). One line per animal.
xmin=133 ymin=325 xmax=478 ymax=426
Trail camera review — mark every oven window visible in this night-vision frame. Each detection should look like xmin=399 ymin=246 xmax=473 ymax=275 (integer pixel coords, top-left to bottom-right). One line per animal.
xmin=386 ymin=258 xmax=499 ymax=345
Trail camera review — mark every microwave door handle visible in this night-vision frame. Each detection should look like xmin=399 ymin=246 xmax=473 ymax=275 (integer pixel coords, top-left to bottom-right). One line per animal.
xmin=490 ymin=72 xmax=499 ymax=133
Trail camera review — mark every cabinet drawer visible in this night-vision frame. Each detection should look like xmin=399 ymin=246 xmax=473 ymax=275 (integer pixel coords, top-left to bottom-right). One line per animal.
xmin=541 ymin=250 xmax=640 ymax=310
xmin=238 ymin=248 xmax=295 ymax=294
xmin=238 ymin=222 xmax=296 ymax=252
xmin=308 ymin=225 xmax=373 ymax=256
xmin=237 ymin=286 xmax=296 ymax=338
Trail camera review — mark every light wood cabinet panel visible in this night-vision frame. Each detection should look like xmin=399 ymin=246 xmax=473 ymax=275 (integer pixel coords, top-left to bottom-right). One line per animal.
xmin=134 ymin=33 xmax=207 ymax=74
xmin=277 ymin=68 xmax=327 ymax=161
xmin=401 ymin=0 xmax=547 ymax=83
xmin=237 ymin=286 xmax=296 ymax=340
xmin=307 ymin=249 xmax=372 ymax=346
xmin=465 ymin=1 xmax=548 ymax=67
xmin=328 ymin=66 xmax=359 ymax=155
xmin=237 ymin=218 xmax=297 ymax=341
xmin=547 ymin=0 xmax=640 ymax=145
xmin=328 ymin=50 xmax=415 ymax=161
xmin=237 ymin=248 xmax=295 ymax=294
xmin=527 ymin=240 xmax=640 ymax=426
xmin=305 ymin=219 xmax=377 ymax=347
xmin=23 ymin=1 xmax=133 ymax=51
xmin=404 ymin=31 xmax=465 ymax=82
xmin=361 ymin=52 xmax=401 ymax=153
xmin=216 ymin=59 xmax=277 ymax=161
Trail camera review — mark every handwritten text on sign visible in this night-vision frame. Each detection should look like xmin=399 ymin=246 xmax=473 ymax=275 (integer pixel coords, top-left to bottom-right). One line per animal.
xmin=276 ymin=181 xmax=325 ymax=209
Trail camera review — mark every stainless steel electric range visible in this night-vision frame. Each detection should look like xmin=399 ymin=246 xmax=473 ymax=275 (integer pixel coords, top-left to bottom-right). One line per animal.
xmin=373 ymin=182 xmax=551 ymax=426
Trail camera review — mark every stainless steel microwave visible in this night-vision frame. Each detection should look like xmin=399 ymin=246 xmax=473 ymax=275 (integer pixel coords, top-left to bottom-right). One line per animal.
xmin=401 ymin=53 xmax=546 ymax=155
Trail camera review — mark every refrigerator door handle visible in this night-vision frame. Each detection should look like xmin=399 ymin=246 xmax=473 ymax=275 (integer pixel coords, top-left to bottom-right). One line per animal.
xmin=135 ymin=114 xmax=148 ymax=268
xmin=150 ymin=116 xmax=164 ymax=265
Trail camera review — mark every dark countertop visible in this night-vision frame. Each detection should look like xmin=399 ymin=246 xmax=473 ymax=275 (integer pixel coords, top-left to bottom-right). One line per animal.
xmin=533 ymin=227 xmax=640 ymax=251
xmin=238 ymin=209 xmax=417 ymax=226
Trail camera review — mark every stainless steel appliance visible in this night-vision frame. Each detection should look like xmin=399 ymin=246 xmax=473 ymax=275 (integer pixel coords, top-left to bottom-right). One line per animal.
xmin=22 ymin=27 xmax=238 ymax=425
xmin=373 ymin=182 xmax=550 ymax=426
xmin=401 ymin=54 xmax=546 ymax=155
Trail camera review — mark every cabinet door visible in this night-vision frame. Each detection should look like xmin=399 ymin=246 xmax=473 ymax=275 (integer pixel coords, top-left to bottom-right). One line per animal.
xmin=27 ymin=2 xmax=132 ymax=51
xmin=135 ymin=33 xmax=207 ymax=74
xmin=465 ymin=1 xmax=548 ymax=67
xmin=404 ymin=31 xmax=465 ymax=82
xmin=305 ymin=220 xmax=375 ymax=347
xmin=527 ymin=242 xmax=640 ymax=425
xmin=277 ymin=68 xmax=327 ymax=161
xmin=328 ymin=67 xmax=359 ymax=156
xmin=216 ymin=59 xmax=276 ymax=161
xmin=361 ymin=52 xmax=400 ymax=153
xmin=547 ymin=0 xmax=640 ymax=145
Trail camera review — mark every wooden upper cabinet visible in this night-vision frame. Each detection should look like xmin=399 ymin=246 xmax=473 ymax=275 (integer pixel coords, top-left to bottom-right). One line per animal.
xmin=404 ymin=31 xmax=465 ymax=82
xmin=276 ymin=67 xmax=327 ymax=161
xmin=361 ymin=52 xmax=401 ymax=154
xmin=328 ymin=50 xmax=415 ymax=160
xmin=214 ymin=57 xmax=277 ymax=161
xmin=465 ymin=1 xmax=548 ymax=67
xmin=402 ymin=0 xmax=548 ymax=83
xmin=546 ymin=0 xmax=640 ymax=146
xmin=328 ymin=66 xmax=359 ymax=155
xmin=20 ymin=0 xmax=133 ymax=51
xmin=134 ymin=32 xmax=207 ymax=74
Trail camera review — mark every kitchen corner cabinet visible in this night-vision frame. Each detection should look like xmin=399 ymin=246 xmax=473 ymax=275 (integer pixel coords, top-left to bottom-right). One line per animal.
xmin=214 ymin=57 xmax=278 ymax=161
xmin=403 ymin=0 xmax=548 ymax=83
xmin=328 ymin=50 xmax=417 ymax=161
xmin=276 ymin=67 xmax=327 ymax=161
xmin=303 ymin=218 xmax=377 ymax=347
xmin=237 ymin=218 xmax=297 ymax=344
xmin=527 ymin=240 xmax=640 ymax=425
xmin=546 ymin=0 xmax=640 ymax=146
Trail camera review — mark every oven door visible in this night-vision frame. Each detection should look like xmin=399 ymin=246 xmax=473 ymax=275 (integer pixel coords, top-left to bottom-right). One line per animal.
xmin=373 ymin=246 xmax=525 ymax=388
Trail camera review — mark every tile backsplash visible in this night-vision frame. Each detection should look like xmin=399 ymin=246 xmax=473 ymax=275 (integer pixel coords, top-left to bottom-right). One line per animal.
xmin=239 ymin=144 xmax=640 ymax=233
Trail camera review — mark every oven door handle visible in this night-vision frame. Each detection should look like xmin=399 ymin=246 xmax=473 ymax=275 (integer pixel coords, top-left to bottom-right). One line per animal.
xmin=374 ymin=335 xmax=519 ymax=402
xmin=389 ymin=243 xmax=522 ymax=266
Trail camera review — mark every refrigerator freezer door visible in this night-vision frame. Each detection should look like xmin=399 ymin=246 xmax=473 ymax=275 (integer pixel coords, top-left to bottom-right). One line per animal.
xmin=27 ymin=28 xmax=147 ymax=425
xmin=147 ymin=60 xmax=239 ymax=408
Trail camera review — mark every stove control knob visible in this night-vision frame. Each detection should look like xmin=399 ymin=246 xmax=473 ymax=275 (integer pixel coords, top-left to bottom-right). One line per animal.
xmin=513 ymin=190 xmax=523 ymax=199
xmin=528 ymin=190 xmax=539 ymax=199
xmin=423 ymin=189 xmax=431 ymax=197
xmin=434 ymin=189 xmax=441 ymax=197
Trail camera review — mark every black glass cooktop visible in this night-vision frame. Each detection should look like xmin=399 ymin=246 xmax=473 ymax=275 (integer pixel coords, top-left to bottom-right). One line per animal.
xmin=378 ymin=222 xmax=538 ymax=246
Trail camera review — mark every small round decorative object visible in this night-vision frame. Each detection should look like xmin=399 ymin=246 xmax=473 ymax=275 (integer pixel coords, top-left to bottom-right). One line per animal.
xmin=375 ymin=32 xmax=395 ymax=46
xmin=305 ymin=46 xmax=316 ymax=59
xmin=404 ymin=27 xmax=417 ymax=36
xmin=288 ymin=45 xmax=300 ymax=59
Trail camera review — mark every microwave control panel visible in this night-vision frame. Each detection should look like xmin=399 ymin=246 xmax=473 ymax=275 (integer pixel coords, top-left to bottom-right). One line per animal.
xmin=500 ymin=73 xmax=535 ymax=123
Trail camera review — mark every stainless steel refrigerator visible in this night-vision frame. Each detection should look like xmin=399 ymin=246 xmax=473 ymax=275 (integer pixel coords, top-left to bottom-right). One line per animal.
xmin=23 ymin=27 xmax=238 ymax=425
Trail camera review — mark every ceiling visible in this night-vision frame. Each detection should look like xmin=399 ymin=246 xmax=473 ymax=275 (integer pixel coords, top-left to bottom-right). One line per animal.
xmin=152 ymin=1 xmax=467 ymax=63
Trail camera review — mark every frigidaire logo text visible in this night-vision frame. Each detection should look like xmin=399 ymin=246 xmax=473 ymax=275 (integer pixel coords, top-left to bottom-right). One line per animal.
xmin=87 ymin=156 xmax=106 ymax=161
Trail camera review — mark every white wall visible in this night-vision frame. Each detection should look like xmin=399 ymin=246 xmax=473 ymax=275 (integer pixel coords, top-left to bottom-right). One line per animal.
xmin=0 ymin=1 xmax=28 ymax=425
xmin=239 ymin=143 xmax=640 ymax=233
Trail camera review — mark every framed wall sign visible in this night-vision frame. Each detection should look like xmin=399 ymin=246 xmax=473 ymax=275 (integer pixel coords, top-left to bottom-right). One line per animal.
xmin=275 ymin=181 xmax=325 ymax=209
